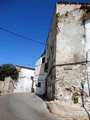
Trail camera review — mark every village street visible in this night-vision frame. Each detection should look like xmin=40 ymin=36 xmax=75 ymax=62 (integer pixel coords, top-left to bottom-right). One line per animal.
xmin=0 ymin=93 xmax=60 ymax=120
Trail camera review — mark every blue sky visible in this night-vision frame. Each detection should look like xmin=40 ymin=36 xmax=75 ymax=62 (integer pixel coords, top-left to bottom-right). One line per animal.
xmin=0 ymin=0 xmax=88 ymax=68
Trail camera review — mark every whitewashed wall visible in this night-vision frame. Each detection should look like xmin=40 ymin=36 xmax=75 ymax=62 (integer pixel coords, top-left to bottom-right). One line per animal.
xmin=85 ymin=19 xmax=90 ymax=96
xmin=35 ymin=81 xmax=45 ymax=95
xmin=85 ymin=19 xmax=90 ymax=59
xmin=14 ymin=67 xmax=35 ymax=93
xmin=34 ymin=53 xmax=47 ymax=95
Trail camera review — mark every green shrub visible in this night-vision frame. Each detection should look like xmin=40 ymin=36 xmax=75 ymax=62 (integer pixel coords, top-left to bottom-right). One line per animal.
xmin=72 ymin=92 xmax=78 ymax=103
xmin=0 ymin=64 xmax=18 ymax=81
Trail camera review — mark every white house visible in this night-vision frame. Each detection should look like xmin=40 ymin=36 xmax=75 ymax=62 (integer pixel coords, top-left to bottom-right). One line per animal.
xmin=34 ymin=52 xmax=47 ymax=96
xmin=14 ymin=65 xmax=35 ymax=93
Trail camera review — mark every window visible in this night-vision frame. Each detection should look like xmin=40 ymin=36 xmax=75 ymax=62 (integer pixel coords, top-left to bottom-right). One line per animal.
xmin=42 ymin=57 xmax=45 ymax=63
xmin=44 ymin=63 xmax=48 ymax=72
xmin=31 ymin=76 xmax=34 ymax=80
xmin=37 ymin=82 xmax=41 ymax=87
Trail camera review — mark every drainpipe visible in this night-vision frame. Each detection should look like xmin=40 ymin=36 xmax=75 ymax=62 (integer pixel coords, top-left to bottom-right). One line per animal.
xmin=86 ymin=50 xmax=90 ymax=97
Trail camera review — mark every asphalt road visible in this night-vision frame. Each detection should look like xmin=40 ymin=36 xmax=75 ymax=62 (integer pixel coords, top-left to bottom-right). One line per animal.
xmin=0 ymin=93 xmax=60 ymax=120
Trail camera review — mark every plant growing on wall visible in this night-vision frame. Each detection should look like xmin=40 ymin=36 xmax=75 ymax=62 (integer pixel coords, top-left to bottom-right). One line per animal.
xmin=0 ymin=64 xmax=18 ymax=81
xmin=72 ymin=92 xmax=79 ymax=103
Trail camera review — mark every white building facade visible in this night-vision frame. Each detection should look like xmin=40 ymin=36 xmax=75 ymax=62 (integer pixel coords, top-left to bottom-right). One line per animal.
xmin=14 ymin=65 xmax=35 ymax=93
xmin=34 ymin=52 xmax=47 ymax=96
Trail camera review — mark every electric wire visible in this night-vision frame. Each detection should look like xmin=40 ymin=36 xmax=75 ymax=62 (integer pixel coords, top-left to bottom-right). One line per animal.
xmin=0 ymin=27 xmax=46 ymax=46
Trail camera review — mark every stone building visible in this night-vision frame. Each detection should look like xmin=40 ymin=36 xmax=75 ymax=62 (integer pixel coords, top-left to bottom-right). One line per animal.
xmin=34 ymin=51 xmax=47 ymax=96
xmin=45 ymin=2 xmax=90 ymax=104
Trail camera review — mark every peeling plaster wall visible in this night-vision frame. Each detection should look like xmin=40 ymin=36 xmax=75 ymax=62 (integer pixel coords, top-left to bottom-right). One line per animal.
xmin=56 ymin=7 xmax=86 ymax=64
xmin=46 ymin=3 xmax=90 ymax=103
xmin=54 ymin=4 xmax=87 ymax=102
xmin=55 ymin=65 xmax=87 ymax=102
xmin=57 ymin=4 xmax=81 ymax=16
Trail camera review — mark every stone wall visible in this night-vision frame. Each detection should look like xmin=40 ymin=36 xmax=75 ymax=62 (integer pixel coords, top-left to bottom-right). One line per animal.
xmin=46 ymin=64 xmax=89 ymax=104
xmin=0 ymin=77 xmax=14 ymax=93
xmin=55 ymin=65 xmax=88 ymax=102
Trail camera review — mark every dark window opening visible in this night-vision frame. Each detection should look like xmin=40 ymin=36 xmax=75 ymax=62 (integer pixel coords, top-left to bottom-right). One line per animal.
xmin=42 ymin=57 xmax=45 ymax=63
xmin=37 ymin=82 xmax=41 ymax=87
xmin=31 ymin=76 xmax=34 ymax=80
xmin=44 ymin=63 xmax=48 ymax=72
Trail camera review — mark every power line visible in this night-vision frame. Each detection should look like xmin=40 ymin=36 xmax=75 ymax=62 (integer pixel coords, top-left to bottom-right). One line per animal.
xmin=0 ymin=27 xmax=46 ymax=46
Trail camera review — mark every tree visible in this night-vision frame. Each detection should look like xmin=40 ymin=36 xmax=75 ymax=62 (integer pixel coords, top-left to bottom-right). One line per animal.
xmin=0 ymin=64 xmax=18 ymax=81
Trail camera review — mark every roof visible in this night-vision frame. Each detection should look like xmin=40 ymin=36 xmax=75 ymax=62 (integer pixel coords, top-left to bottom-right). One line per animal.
xmin=15 ymin=64 xmax=35 ymax=70
xmin=57 ymin=1 xmax=90 ymax=5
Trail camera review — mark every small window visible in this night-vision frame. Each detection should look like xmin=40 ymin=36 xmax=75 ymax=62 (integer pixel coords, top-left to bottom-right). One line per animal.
xmin=44 ymin=63 xmax=48 ymax=72
xmin=31 ymin=76 xmax=34 ymax=80
xmin=37 ymin=82 xmax=41 ymax=87
xmin=42 ymin=57 xmax=45 ymax=63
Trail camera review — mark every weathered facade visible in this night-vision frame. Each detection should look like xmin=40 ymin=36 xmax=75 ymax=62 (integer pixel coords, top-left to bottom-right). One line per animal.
xmin=46 ymin=2 xmax=90 ymax=104
xmin=34 ymin=52 xmax=47 ymax=96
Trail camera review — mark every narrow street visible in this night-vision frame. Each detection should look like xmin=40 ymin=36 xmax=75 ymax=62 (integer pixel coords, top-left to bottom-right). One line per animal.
xmin=0 ymin=93 xmax=59 ymax=120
